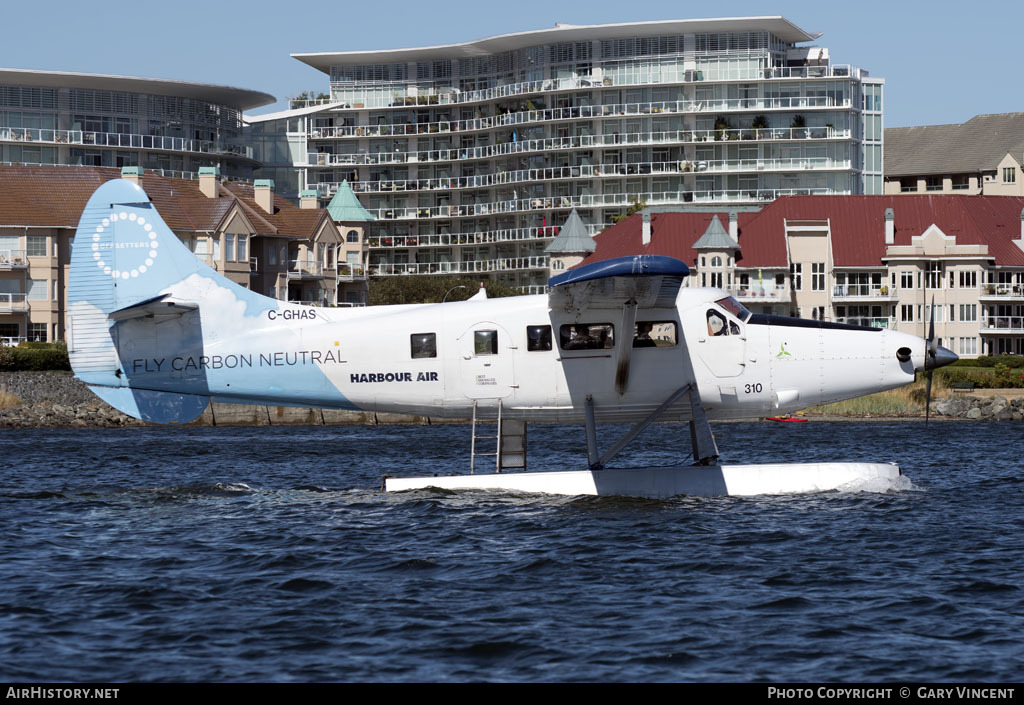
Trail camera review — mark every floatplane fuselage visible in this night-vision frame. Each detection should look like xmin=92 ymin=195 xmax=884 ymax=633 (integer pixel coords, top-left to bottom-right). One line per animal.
xmin=67 ymin=180 xmax=957 ymax=497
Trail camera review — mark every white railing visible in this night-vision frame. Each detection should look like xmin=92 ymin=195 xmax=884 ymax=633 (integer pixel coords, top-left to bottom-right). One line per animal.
xmin=307 ymin=126 xmax=851 ymax=169
xmin=729 ymin=286 xmax=790 ymax=301
xmin=0 ymin=293 xmax=29 ymax=311
xmin=344 ymin=187 xmax=834 ymax=221
xmin=287 ymin=260 xmax=327 ymax=278
xmin=515 ymin=284 xmax=548 ymax=295
xmin=367 ymin=224 xmax=598 ymax=249
xmin=981 ymin=316 xmax=1024 ymax=331
xmin=372 ymin=256 xmax=549 ymax=276
xmin=321 ymin=157 xmax=849 ymax=196
xmin=249 ymin=256 xmax=259 ymax=273
xmin=832 ymin=285 xmax=896 ymax=298
xmin=0 ymin=250 xmax=27 ymax=268
xmin=0 ymin=127 xmax=253 ymax=159
xmin=317 ymin=64 xmax=862 ymax=110
xmin=980 ymin=285 xmax=1024 ymax=299
xmin=307 ymin=96 xmax=852 ymax=140
xmin=0 ymin=336 xmax=26 ymax=346
xmin=337 ymin=266 xmax=368 ymax=281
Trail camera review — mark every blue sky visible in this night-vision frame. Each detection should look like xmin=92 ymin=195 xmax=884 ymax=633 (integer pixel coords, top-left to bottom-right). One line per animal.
xmin=4 ymin=0 xmax=1020 ymax=127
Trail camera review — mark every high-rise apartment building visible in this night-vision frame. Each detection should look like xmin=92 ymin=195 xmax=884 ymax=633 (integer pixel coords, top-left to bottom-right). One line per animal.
xmin=1 ymin=69 xmax=274 ymax=180
xmin=248 ymin=17 xmax=884 ymax=292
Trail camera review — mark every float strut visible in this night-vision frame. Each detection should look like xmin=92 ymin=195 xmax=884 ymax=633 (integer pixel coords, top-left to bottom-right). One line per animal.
xmin=687 ymin=385 xmax=719 ymax=465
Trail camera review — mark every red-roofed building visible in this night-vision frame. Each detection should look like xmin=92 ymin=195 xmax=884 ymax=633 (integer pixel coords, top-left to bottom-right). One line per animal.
xmin=0 ymin=165 xmax=365 ymax=344
xmin=579 ymin=195 xmax=1024 ymax=357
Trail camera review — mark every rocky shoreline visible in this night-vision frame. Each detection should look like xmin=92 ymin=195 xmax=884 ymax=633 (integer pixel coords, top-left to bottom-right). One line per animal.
xmin=0 ymin=371 xmax=1021 ymax=428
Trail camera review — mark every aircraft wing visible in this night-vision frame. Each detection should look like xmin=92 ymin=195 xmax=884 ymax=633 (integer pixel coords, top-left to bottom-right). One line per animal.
xmin=548 ymin=255 xmax=689 ymax=311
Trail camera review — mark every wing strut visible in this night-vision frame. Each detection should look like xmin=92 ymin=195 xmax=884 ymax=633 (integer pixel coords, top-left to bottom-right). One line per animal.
xmin=584 ymin=383 xmax=719 ymax=470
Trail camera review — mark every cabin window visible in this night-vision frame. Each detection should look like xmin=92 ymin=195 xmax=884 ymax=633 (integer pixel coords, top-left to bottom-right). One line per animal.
xmin=410 ymin=333 xmax=436 ymax=358
xmin=474 ymin=330 xmax=498 ymax=355
xmin=527 ymin=325 xmax=552 ymax=351
xmin=706 ymin=310 xmax=740 ymax=336
xmin=559 ymin=323 xmax=615 ymax=350
xmin=633 ymin=321 xmax=677 ymax=347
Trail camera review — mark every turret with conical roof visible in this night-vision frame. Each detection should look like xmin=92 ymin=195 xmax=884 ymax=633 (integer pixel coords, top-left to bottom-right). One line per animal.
xmin=327 ymin=180 xmax=375 ymax=223
xmin=545 ymin=209 xmax=596 ymax=274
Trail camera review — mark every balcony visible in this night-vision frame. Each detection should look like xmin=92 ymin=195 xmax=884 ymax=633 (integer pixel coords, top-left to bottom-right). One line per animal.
xmin=337 ymin=265 xmax=368 ymax=282
xmin=0 ymin=293 xmax=29 ymax=313
xmin=306 ymin=126 xmax=852 ymax=171
xmin=832 ymin=285 xmax=899 ymax=301
xmin=729 ymin=286 xmax=790 ymax=303
xmin=981 ymin=316 xmax=1024 ymax=333
xmin=321 ymin=64 xmax=863 ymax=110
xmin=372 ymin=255 xmax=549 ymax=276
xmin=287 ymin=260 xmax=328 ymax=279
xmin=0 ymin=127 xmax=253 ymax=160
xmin=367 ymin=225 xmax=583 ymax=249
xmin=835 ymin=316 xmax=897 ymax=329
xmin=0 ymin=336 xmax=26 ymax=346
xmin=979 ymin=285 xmax=1024 ymax=301
xmin=0 ymin=250 xmax=27 ymax=269
xmin=353 ymin=187 xmax=835 ymax=221
xmin=307 ymin=96 xmax=853 ymax=141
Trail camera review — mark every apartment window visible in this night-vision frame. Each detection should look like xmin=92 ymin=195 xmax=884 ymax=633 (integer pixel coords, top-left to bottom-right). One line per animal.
xmin=959 ymin=304 xmax=977 ymax=322
xmin=26 ymin=235 xmax=47 ymax=257
xmin=410 ymin=333 xmax=436 ymax=359
xmin=901 ymin=305 xmax=914 ymax=323
xmin=27 ymin=323 xmax=47 ymax=341
xmin=812 ymin=263 xmax=825 ymax=291
xmin=27 ymin=279 xmax=47 ymax=301
xmin=812 ymin=307 xmax=825 ymax=321
xmin=347 ymin=230 xmax=360 ymax=243
xmin=959 ymin=271 xmax=978 ymax=289
xmin=225 ymin=234 xmax=235 ymax=261
xmin=790 ymin=263 xmax=802 ymax=291
xmin=959 ymin=337 xmax=977 ymax=356
xmin=925 ymin=262 xmax=942 ymax=289
xmin=1003 ymin=167 xmax=1017 ymax=184
xmin=237 ymin=235 xmax=247 ymax=263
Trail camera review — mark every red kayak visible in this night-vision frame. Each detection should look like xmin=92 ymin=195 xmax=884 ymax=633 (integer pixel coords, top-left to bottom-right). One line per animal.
xmin=766 ymin=416 xmax=809 ymax=423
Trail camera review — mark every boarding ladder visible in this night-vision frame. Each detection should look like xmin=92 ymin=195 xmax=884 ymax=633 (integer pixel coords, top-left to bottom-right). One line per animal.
xmin=470 ymin=400 xmax=527 ymax=474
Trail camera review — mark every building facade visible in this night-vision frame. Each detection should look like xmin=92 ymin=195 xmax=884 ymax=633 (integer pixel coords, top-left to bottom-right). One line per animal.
xmin=248 ymin=17 xmax=884 ymax=293
xmin=0 ymin=165 xmax=366 ymax=345
xmin=0 ymin=69 xmax=274 ymax=180
xmin=884 ymin=113 xmax=1024 ymax=196
xmin=577 ymin=195 xmax=1024 ymax=358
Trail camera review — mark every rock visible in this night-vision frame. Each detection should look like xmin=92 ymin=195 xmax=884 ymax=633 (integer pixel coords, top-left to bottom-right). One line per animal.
xmin=966 ymin=407 xmax=983 ymax=420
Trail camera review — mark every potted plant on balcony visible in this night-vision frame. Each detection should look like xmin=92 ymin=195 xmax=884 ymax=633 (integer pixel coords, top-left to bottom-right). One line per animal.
xmin=790 ymin=114 xmax=807 ymax=138
xmin=714 ymin=116 xmax=731 ymax=141
xmin=752 ymin=115 xmax=768 ymax=139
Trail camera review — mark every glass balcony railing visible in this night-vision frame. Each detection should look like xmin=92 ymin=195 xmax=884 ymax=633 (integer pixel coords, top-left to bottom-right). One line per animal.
xmin=980 ymin=285 xmax=1024 ymax=299
xmin=371 ymin=255 xmax=549 ymax=276
xmin=728 ymin=286 xmax=790 ymax=301
xmin=981 ymin=316 xmax=1024 ymax=331
xmin=306 ymin=126 xmax=851 ymax=170
xmin=0 ymin=127 xmax=254 ymax=159
xmin=314 ymin=64 xmax=862 ymax=110
xmin=367 ymin=224 xmax=599 ymax=249
xmin=0 ymin=293 xmax=29 ymax=312
xmin=315 ymin=187 xmax=834 ymax=222
xmin=832 ymin=285 xmax=897 ymax=299
xmin=328 ymin=158 xmax=850 ymax=196
xmin=307 ymin=96 xmax=852 ymax=140
xmin=286 ymin=260 xmax=334 ymax=278
xmin=0 ymin=250 xmax=28 ymax=269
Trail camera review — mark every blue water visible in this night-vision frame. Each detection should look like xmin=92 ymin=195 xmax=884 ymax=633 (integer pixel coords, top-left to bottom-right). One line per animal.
xmin=1 ymin=421 xmax=1023 ymax=682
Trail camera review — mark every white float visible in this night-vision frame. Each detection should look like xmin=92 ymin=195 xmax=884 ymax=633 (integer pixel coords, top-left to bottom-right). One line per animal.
xmin=384 ymin=462 xmax=903 ymax=498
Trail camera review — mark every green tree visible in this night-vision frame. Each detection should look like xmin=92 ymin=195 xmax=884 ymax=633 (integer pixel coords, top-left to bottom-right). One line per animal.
xmin=368 ymin=276 xmax=526 ymax=306
xmin=610 ymin=197 xmax=648 ymax=224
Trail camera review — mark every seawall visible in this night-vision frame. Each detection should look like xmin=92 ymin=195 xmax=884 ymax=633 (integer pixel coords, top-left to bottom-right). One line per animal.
xmin=0 ymin=372 xmax=458 ymax=428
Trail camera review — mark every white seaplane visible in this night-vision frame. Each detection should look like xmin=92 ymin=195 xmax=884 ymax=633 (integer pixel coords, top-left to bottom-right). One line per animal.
xmin=67 ymin=179 xmax=957 ymax=498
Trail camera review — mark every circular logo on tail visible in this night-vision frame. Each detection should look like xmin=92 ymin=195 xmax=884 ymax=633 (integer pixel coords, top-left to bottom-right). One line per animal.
xmin=92 ymin=211 xmax=160 ymax=280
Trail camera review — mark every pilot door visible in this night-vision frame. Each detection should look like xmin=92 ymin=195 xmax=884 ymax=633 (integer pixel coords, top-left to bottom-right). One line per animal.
xmin=458 ymin=322 xmax=515 ymax=400
xmin=684 ymin=301 xmax=747 ymax=378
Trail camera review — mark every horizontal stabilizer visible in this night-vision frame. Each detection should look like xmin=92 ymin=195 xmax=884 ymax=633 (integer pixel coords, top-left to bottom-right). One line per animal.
xmin=88 ymin=384 xmax=210 ymax=424
xmin=108 ymin=294 xmax=198 ymax=321
xmin=548 ymin=255 xmax=689 ymax=310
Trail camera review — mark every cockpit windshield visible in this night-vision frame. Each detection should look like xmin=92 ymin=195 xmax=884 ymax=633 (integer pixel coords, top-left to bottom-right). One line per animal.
xmin=715 ymin=296 xmax=752 ymax=322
